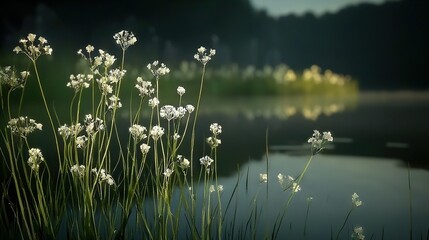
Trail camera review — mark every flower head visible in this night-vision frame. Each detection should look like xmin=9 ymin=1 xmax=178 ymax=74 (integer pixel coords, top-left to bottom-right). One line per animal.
xmin=140 ymin=143 xmax=151 ymax=154
xmin=150 ymin=125 xmax=165 ymax=140
xmin=177 ymin=86 xmax=186 ymax=96
xmin=147 ymin=61 xmax=170 ymax=78
xmin=113 ymin=30 xmax=137 ymax=51
xmin=148 ymin=97 xmax=160 ymax=108
xmin=260 ymin=173 xmax=268 ymax=183
xmin=177 ymin=155 xmax=190 ymax=169
xmin=0 ymin=66 xmax=29 ymax=90
xmin=135 ymin=77 xmax=154 ymax=97
xmin=351 ymin=226 xmax=365 ymax=240
xmin=307 ymin=130 xmax=333 ymax=155
xmin=129 ymin=124 xmax=147 ymax=142
xmin=84 ymin=114 xmax=104 ymax=135
xmin=210 ymin=123 xmax=222 ymax=135
xmin=70 ymin=164 xmax=86 ymax=178
xmin=14 ymin=33 xmax=52 ymax=61
xmin=7 ymin=116 xmax=42 ymax=137
xmin=199 ymin=155 xmax=214 ymax=168
xmin=92 ymin=168 xmax=115 ymax=186
xmin=66 ymin=74 xmax=93 ymax=92
xmin=107 ymin=95 xmax=122 ymax=110
xmin=163 ymin=168 xmax=174 ymax=178
xmin=194 ymin=46 xmax=216 ymax=65
xmin=160 ymin=105 xmax=179 ymax=121
xmin=352 ymin=193 xmax=363 ymax=207
xmin=27 ymin=148 xmax=44 ymax=173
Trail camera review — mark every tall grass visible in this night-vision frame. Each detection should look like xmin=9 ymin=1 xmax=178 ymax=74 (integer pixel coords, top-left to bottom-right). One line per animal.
xmin=0 ymin=31 xmax=364 ymax=240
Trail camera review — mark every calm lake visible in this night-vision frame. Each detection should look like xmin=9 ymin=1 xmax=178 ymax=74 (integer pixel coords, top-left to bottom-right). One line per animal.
xmin=188 ymin=91 xmax=429 ymax=239
xmin=4 ymin=90 xmax=429 ymax=239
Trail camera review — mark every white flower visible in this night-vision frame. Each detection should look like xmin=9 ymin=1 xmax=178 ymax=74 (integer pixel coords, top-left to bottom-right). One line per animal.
xmin=177 ymin=155 xmax=190 ymax=169
xmin=14 ymin=33 xmax=52 ymax=61
xmin=207 ymin=137 xmax=221 ymax=148
xmin=150 ymin=125 xmax=164 ymax=140
xmin=148 ymin=97 xmax=160 ymax=108
xmin=307 ymin=129 xmax=333 ymax=155
xmin=292 ymin=183 xmax=301 ymax=192
xmin=93 ymin=168 xmax=115 ymax=186
xmin=129 ymin=124 xmax=147 ymax=142
xmin=352 ymin=192 xmax=363 ymax=207
xmin=113 ymin=30 xmax=137 ymax=51
xmin=260 ymin=173 xmax=268 ymax=183
xmin=194 ymin=46 xmax=216 ymax=65
xmin=160 ymin=105 xmax=179 ymax=121
xmin=7 ymin=116 xmax=42 ymax=137
xmin=66 ymin=74 xmax=93 ymax=92
xmin=70 ymin=164 xmax=86 ymax=177
xmin=0 ymin=66 xmax=29 ymax=89
xmin=163 ymin=168 xmax=174 ymax=178
xmin=351 ymin=226 xmax=365 ymax=240
xmin=135 ymin=77 xmax=154 ymax=97
xmin=199 ymin=155 xmax=214 ymax=168
xmin=186 ymin=104 xmax=195 ymax=113
xmin=217 ymin=185 xmax=224 ymax=192
xmin=209 ymin=185 xmax=215 ymax=193
xmin=177 ymin=86 xmax=186 ymax=96
xmin=107 ymin=95 xmax=122 ymax=110
xmin=27 ymin=148 xmax=44 ymax=172
xmin=210 ymin=123 xmax=222 ymax=136
xmin=147 ymin=61 xmax=170 ymax=78
xmin=76 ymin=135 xmax=88 ymax=148
xmin=140 ymin=143 xmax=151 ymax=154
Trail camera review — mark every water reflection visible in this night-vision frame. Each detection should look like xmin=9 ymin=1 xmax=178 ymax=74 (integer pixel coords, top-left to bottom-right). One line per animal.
xmin=198 ymin=95 xmax=358 ymax=121
xmin=216 ymin=153 xmax=429 ymax=239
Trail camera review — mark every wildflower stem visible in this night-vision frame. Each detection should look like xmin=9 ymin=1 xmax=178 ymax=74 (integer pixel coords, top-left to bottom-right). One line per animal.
xmin=31 ymin=60 xmax=62 ymax=164
xmin=335 ymin=208 xmax=353 ymax=240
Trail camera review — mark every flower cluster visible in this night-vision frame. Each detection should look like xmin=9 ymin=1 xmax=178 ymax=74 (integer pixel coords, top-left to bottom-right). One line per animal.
xmin=95 ymin=68 xmax=126 ymax=95
xmin=135 ymin=77 xmax=154 ymax=97
xmin=147 ymin=61 xmax=170 ymax=79
xmin=160 ymin=105 xmax=187 ymax=121
xmin=113 ymin=30 xmax=137 ymax=51
xmin=150 ymin=125 xmax=165 ymax=140
xmin=148 ymin=97 xmax=160 ymax=108
xmin=7 ymin=116 xmax=42 ymax=137
xmin=194 ymin=46 xmax=216 ymax=65
xmin=75 ymin=135 xmax=88 ymax=149
xmin=70 ymin=164 xmax=86 ymax=178
xmin=177 ymin=86 xmax=186 ymax=96
xmin=66 ymin=74 xmax=93 ymax=92
xmin=84 ymin=114 xmax=104 ymax=135
xmin=0 ymin=66 xmax=29 ymax=89
xmin=27 ymin=148 xmax=44 ymax=173
xmin=207 ymin=123 xmax=222 ymax=149
xmin=58 ymin=123 xmax=83 ymax=140
xmin=277 ymin=173 xmax=300 ymax=192
xmin=163 ymin=168 xmax=174 ymax=178
xmin=13 ymin=33 xmax=52 ymax=61
xmin=352 ymin=192 xmax=363 ymax=207
xmin=129 ymin=124 xmax=147 ymax=142
xmin=140 ymin=143 xmax=151 ymax=154
xmin=107 ymin=95 xmax=122 ymax=110
xmin=209 ymin=184 xmax=224 ymax=193
xmin=259 ymin=173 xmax=268 ymax=183
xmin=177 ymin=155 xmax=190 ymax=170
xmin=200 ymin=155 xmax=214 ymax=172
xmin=351 ymin=226 xmax=365 ymax=240
xmin=307 ymin=130 xmax=333 ymax=155
xmin=77 ymin=44 xmax=95 ymax=61
xmin=93 ymin=49 xmax=116 ymax=70
xmin=92 ymin=168 xmax=115 ymax=186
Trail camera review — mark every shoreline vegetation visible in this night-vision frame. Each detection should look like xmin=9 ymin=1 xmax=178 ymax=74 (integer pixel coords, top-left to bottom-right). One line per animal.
xmin=1 ymin=30 xmax=368 ymax=239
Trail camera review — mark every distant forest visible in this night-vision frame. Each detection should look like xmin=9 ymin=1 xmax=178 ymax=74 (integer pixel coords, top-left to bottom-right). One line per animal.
xmin=1 ymin=0 xmax=428 ymax=90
